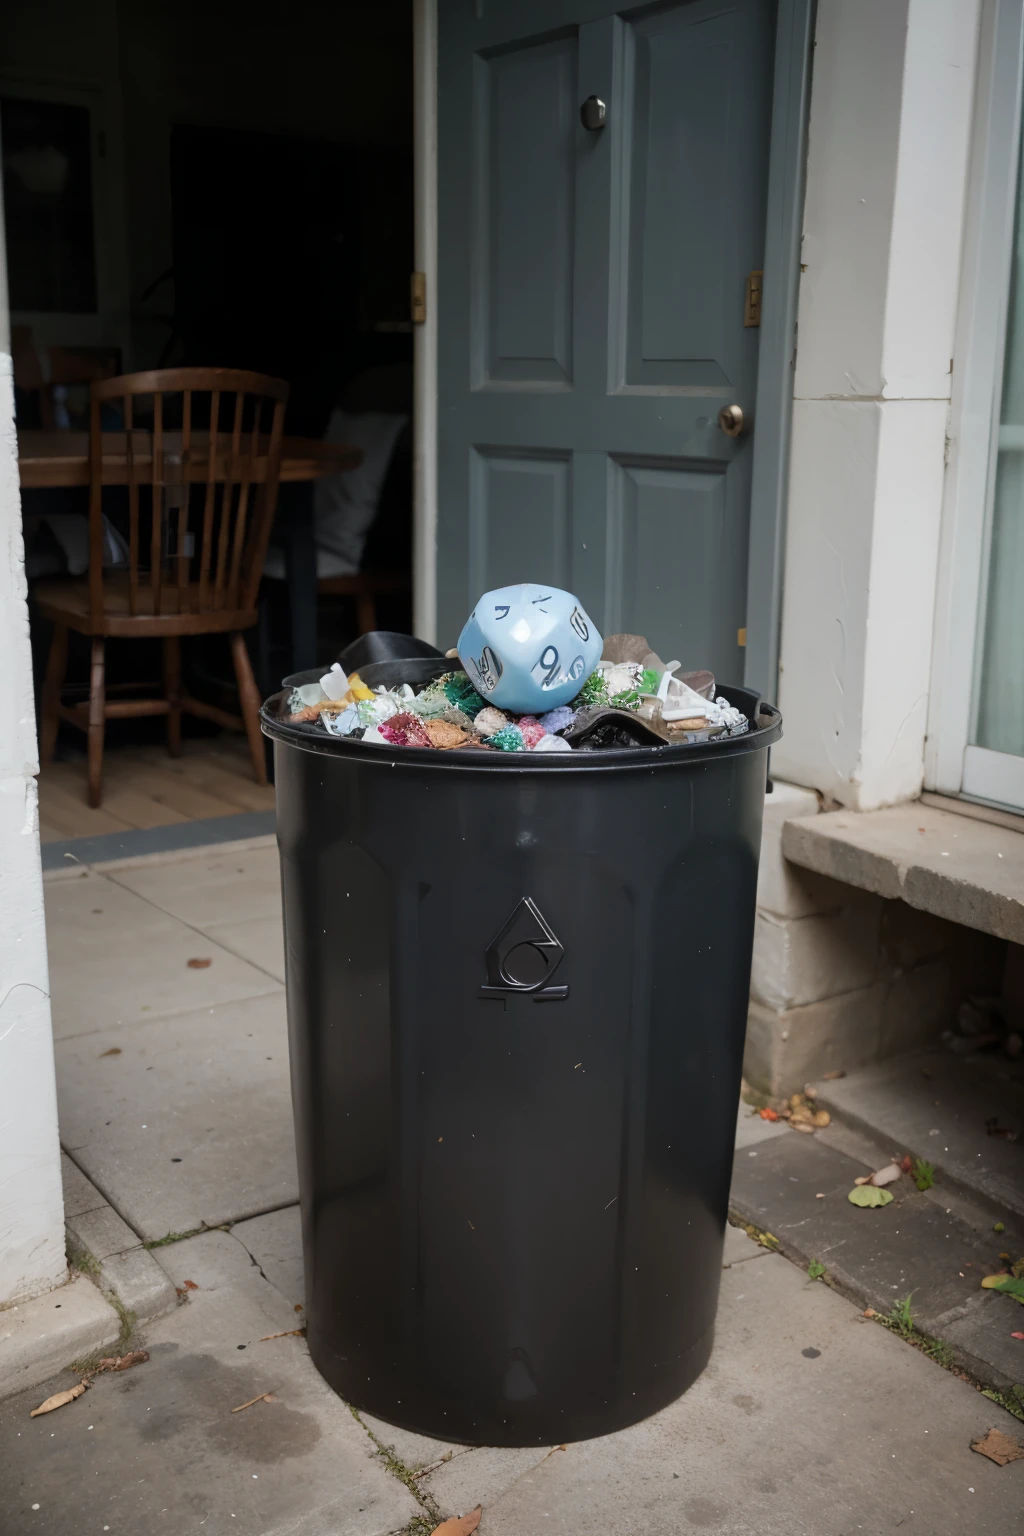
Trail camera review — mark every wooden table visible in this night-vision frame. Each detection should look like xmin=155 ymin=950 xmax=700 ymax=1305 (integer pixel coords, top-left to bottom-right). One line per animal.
xmin=16 ymin=428 xmax=362 ymax=488
xmin=18 ymin=429 xmax=363 ymax=674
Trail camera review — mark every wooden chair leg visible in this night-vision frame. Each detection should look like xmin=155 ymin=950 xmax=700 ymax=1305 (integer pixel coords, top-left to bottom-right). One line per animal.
xmin=39 ymin=622 xmax=68 ymax=767
xmin=356 ymin=593 xmax=376 ymax=635
xmin=87 ymin=637 xmax=106 ymax=809
xmin=163 ymin=636 xmax=182 ymax=758
xmin=230 ymin=631 xmax=268 ymax=786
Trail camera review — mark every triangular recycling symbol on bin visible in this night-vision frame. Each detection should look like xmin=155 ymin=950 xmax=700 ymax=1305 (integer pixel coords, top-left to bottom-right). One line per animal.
xmin=479 ymin=897 xmax=568 ymax=1002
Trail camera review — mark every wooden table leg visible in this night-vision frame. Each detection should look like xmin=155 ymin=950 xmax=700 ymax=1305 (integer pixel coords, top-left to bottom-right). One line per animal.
xmin=164 ymin=636 xmax=182 ymax=757
xmin=87 ymin=637 xmax=106 ymax=808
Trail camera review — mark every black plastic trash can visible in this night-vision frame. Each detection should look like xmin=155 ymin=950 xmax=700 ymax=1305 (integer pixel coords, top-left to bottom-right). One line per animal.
xmin=263 ymin=686 xmax=781 ymax=1446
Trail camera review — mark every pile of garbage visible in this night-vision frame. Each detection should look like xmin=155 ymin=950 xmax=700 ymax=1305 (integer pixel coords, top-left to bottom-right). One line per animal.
xmin=284 ymin=582 xmax=749 ymax=753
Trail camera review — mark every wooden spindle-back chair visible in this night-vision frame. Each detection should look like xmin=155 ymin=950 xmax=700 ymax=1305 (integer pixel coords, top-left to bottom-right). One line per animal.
xmin=35 ymin=367 xmax=289 ymax=808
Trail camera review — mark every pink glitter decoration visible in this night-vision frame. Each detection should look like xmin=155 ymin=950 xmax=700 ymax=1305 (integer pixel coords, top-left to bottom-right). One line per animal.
xmin=379 ymin=712 xmax=432 ymax=747
xmin=518 ymin=716 xmax=546 ymax=750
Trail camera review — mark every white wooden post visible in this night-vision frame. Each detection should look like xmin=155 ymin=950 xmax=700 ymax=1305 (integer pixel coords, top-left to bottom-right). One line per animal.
xmin=0 ymin=182 xmax=66 ymax=1306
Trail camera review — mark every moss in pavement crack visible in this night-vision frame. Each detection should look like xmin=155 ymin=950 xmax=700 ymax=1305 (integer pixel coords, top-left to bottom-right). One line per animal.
xmin=348 ymin=1403 xmax=443 ymax=1524
xmin=727 ymin=1212 xmax=780 ymax=1252
xmin=144 ymin=1223 xmax=229 ymax=1249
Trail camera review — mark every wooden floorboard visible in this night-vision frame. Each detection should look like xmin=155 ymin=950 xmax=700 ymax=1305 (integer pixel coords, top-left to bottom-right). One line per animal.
xmin=37 ymin=734 xmax=276 ymax=843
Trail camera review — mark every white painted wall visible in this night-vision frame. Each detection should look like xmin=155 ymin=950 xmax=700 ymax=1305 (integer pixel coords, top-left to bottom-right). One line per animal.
xmin=775 ymin=0 xmax=981 ymax=810
xmin=0 ymin=192 xmax=66 ymax=1305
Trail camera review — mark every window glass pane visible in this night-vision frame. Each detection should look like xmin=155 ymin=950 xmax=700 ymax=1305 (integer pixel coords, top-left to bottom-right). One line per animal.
xmin=0 ymin=97 xmax=98 ymax=314
xmin=974 ymin=118 xmax=1024 ymax=757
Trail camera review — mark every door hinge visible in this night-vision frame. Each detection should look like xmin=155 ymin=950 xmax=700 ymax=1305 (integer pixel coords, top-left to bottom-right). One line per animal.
xmin=411 ymin=271 xmax=427 ymax=325
xmin=744 ymin=270 xmax=762 ymax=328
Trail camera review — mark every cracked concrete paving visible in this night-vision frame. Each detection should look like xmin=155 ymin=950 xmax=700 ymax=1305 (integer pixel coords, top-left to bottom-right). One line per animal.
xmin=11 ymin=844 xmax=1020 ymax=1535
xmin=3 ymin=1218 xmax=1021 ymax=1535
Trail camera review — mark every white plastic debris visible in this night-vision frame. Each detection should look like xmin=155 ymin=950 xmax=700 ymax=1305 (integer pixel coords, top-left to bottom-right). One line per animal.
xmin=532 ymin=733 xmax=573 ymax=753
xmin=319 ymin=663 xmax=350 ymax=701
xmin=657 ymin=666 xmax=713 ymax=721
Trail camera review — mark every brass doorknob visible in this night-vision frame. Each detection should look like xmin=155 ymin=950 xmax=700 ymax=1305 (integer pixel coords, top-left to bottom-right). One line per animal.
xmin=717 ymin=404 xmax=746 ymax=437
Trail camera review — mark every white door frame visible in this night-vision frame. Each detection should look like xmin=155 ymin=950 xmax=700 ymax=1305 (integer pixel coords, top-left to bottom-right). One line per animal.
xmin=926 ymin=0 xmax=1024 ymax=810
xmin=412 ymin=0 xmax=438 ymax=645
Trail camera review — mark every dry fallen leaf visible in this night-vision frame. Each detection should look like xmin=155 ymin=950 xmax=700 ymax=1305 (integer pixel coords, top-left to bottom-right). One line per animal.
xmin=182 ymin=1280 xmax=198 ymax=1291
xmin=99 ymin=1047 xmax=122 ymax=1057
xmin=259 ymin=1327 xmax=306 ymax=1341
xmin=30 ymin=1384 xmax=86 ymax=1417
xmin=232 ymin=1392 xmax=276 ymax=1413
xmin=812 ymin=1109 xmax=831 ymax=1128
xmin=187 ymin=957 xmax=213 ymax=969
xmin=821 ymin=1069 xmax=846 ymax=1081
xmin=429 ymin=1509 xmax=482 ymax=1536
xmin=970 ymin=1427 xmax=1024 ymax=1465
xmin=103 ymin=1350 xmax=149 ymax=1372
xmin=82 ymin=1350 xmax=150 ymax=1385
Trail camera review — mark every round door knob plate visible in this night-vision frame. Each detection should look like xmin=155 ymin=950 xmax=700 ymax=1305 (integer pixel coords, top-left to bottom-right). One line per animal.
xmin=717 ymin=404 xmax=746 ymax=437
xmin=580 ymin=96 xmax=607 ymax=131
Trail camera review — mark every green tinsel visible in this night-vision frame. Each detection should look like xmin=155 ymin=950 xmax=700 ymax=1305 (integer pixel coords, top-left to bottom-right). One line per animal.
xmin=639 ymin=667 xmax=661 ymax=695
xmin=609 ymin=688 xmax=641 ymax=711
xmin=442 ymin=671 xmax=487 ymax=719
xmin=574 ymin=670 xmax=609 ymax=708
xmin=490 ymin=724 xmax=524 ymax=752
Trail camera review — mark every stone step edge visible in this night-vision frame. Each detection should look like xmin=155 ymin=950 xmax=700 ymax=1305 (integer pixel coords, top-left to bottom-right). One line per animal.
xmin=812 ymin=1086 xmax=1024 ymax=1226
xmin=62 ymin=1157 xmax=179 ymax=1334
xmin=726 ymin=1193 xmax=1022 ymax=1406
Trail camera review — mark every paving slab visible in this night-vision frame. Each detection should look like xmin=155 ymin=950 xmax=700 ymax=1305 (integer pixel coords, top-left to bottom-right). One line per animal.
xmin=478 ymin=1251 xmax=1024 ymax=1535
xmin=733 ymin=1100 xmax=791 ymax=1150
xmin=60 ymin=1149 xmax=106 ymax=1220
xmin=233 ymin=1207 xmax=305 ymax=1309
xmin=0 ymin=1231 xmax=418 ymax=1536
xmin=205 ymin=914 xmax=287 ymax=983
xmin=44 ymin=869 xmax=280 ymax=1039
xmin=107 ymin=843 xmax=283 ymax=930
xmin=0 ymin=1273 xmax=120 ymax=1402
xmin=56 ymin=992 xmax=298 ymax=1241
xmin=63 ymin=1155 xmax=179 ymax=1324
xmin=816 ymin=1049 xmax=1024 ymax=1221
xmin=422 ymin=1443 xmax=555 ymax=1518
xmin=782 ymin=801 xmax=1024 ymax=943
xmin=730 ymin=1126 xmax=1024 ymax=1390
xmin=721 ymin=1222 xmax=773 ymax=1267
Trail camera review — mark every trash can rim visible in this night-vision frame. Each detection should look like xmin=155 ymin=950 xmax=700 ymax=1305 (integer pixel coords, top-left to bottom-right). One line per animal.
xmin=260 ymin=691 xmax=782 ymax=771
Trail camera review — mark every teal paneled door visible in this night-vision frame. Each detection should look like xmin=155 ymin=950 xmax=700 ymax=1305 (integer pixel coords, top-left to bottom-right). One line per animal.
xmin=437 ymin=0 xmax=776 ymax=677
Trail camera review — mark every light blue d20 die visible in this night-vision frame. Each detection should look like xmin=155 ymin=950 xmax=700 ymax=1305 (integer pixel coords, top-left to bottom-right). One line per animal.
xmin=457 ymin=584 xmax=602 ymax=713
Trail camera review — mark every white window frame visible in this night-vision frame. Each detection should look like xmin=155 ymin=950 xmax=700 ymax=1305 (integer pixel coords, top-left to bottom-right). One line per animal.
xmin=926 ymin=0 xmax=1024 ymax=811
